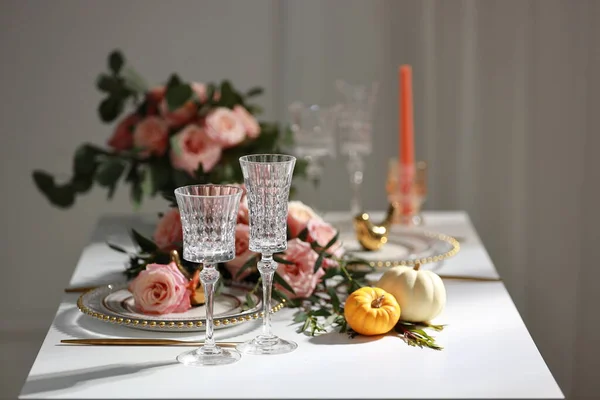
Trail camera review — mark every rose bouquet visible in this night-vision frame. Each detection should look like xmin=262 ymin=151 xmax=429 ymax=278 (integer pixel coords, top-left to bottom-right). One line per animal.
xmin=32 ymin=50 xmax=306 ymax=209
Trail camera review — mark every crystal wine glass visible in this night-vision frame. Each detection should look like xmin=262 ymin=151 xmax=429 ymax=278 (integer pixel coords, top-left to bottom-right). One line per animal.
xmin=288 ymin=102 xmax=339 ymax=180
xmin=336 ymin=80 xmax=379 ymax=215
xmin=237 ymin=154 xmax=297 ymax=355
xmin=174 ymin=184 xmax=243 ymax=366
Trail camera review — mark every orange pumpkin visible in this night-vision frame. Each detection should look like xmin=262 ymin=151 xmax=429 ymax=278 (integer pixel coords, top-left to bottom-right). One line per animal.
xmin=344 ymin=287 xmax=401 ymax=336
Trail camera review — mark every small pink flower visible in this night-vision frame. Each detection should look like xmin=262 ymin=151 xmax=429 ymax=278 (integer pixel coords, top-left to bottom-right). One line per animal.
xmin=275 ymin=239 xmax=325 ymax=299
xmin=153 ymin=209 xmax=183 ymax=251
xmin=287 ymin=201 xmax=321 ymax=238
xmin=133 ymin=116 xmax=169 ymax=157
xmin=108 ymin=113 xmax=139 ymax=151
xmin=233 ymin=105 xmax=260 ymax=138
xmin=128 ymin=262 xmax=192 ymax=315
xmin=170 ymin=124 xmax=222 ymax=175
xmin=205 ymin=107 xmax=246 ymax=148
xmin=224 ymin=224 xmax=256 ymax=281
xmin=306 ymin=218 xmax=344 ymax=258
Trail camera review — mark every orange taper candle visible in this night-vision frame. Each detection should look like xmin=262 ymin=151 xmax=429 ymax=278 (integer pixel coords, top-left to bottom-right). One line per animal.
xmin=399 ymin=65 xmax=415 ymax=166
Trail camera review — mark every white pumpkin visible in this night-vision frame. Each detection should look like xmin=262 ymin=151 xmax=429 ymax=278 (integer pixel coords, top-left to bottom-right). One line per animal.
xmin=376 ymin=265 xmax=446 ymax=323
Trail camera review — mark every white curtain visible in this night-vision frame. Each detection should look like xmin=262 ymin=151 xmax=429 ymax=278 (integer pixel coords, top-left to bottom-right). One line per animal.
xmin=278 ymin=0 xmax=600 ymax=397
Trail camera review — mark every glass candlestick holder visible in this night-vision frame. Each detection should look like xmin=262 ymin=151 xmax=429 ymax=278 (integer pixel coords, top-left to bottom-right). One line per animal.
xmin=386 ymin=159 xmax=427 ymax=226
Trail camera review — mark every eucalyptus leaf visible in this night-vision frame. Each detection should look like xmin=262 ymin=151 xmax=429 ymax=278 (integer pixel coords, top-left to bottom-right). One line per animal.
xmin=131 ymin=179 xmax=143 ymax=209
xmin=235 ymin=255 xmax=258 ymax=279
xmin=107 ymin=242 xmax=128 ymax=253
xmin=98 ymin=96 xmax=123 ymax=123
xmin=311 ymin=309 xmax=331 ymax=317
xmin=293 ymin=311 xmax=308 ymax=323
xmin=324 ymin=231 xmax=340 ymax=250
xmin=245 ymin=293 xmax=256 ymax=309
xmin=273 ymin=272 xmax=295 ymax=295
xmin=74 ymin=144 xmax=101 ymax=177
xmin=313 ymin=251 xmax=325 ymax=273
xmin=95 ymin=159 xmax=126 ymax=187
xmin=32 ymin=171 xmax=76 ymax=208
xmin=71 ymin=174 xmax=94 ymax=194
xmin=96 ymin=74 xmax=120 ymax=93
xmin=245 ymin=87 xmax=263 ymax=97
xmin=297 ymin=227 xmax=309 ymax=242
xmin=122 ymin=66 xmax=149 ymax=93
xmin=166 ymin=84 xmax=192 ymax=111
xmin=130 ymin=228 xmax=157 ymax=253
xmin=327 ymin=287 xmax=341 ymax=313
xmin=273 ymin=255 xmax=294 ymax=265
xmin=108 ymin=50 xmax=124 ymax=74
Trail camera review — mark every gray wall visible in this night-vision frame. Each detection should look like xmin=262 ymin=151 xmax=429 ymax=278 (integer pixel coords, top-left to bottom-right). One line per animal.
xmin=1 ymin=1 xmax=599 ymax=399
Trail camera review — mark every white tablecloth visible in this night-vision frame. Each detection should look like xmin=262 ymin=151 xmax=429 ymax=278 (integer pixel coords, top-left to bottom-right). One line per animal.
xmin=19 ymin=211 xmax=563 ymax=399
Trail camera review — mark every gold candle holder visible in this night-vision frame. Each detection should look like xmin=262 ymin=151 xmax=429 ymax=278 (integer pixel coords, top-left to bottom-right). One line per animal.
xmin=385 ymin=159 xmax=427 ymax=226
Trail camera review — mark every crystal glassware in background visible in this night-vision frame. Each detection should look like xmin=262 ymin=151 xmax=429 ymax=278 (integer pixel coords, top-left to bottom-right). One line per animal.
xmin=237 ymin=154 xmax=298 ymax=355
xmin=336 ymin=80 xmax=379 ymax=216
xmin=174 ymin=184 xmax=243 ymax=366
xmin=386 ymin=159 xmax=428 ymax=226
xmin=288 ymin=102 xmax=339 ymax=182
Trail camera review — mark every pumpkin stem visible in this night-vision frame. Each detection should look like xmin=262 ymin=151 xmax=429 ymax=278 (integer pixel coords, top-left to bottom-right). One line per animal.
xmin=371 ymin=295 xmax=385 ymax=308
xmin=413 ymin=263 xmax=421 ymax=271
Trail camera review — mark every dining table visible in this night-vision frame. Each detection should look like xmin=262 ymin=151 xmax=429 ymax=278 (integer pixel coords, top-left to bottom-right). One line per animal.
xmin=19 ymin=211 xmax=564 ymax=399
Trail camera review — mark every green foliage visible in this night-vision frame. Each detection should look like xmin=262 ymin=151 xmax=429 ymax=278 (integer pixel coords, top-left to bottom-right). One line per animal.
xmin=165 ymin=75 xmax=192 ymax=111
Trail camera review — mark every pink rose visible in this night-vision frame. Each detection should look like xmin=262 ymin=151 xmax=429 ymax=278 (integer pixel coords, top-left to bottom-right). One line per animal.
xmin=170 ymin=124 xmax=222 ymax=175
xmin=205 ymin=107 xmax=246 ymax=148
xmin=237 ymin=198 xmax=249 ymax=225
xmin=159 ymin=100 xmax=196 ymax=128
xmin=275 ymin=239 xmax=325 ymax=299
xmin=224 ymin=224 xmax=256 ymax=281
xmin=133 ymin=116 xmax=169 ymax=157
xmin=153 ymin=208 xmax=183 ymax=251
xmin=306 ymin=218 xmax=344 ymax=258
xmin=128 ymin=262 xmax=192 ymax=315
xmin=233 ymin=105 xmax=260 ymax=138
xmin=108 ymin=113 xmax=139 ymax=151
xmin=287 ymin=201 xmax=321 ymax=238
xmin=145 ymin=86 xmax=166 ymax=116
xmin=228 ymin=183 xmax=249 ymax=224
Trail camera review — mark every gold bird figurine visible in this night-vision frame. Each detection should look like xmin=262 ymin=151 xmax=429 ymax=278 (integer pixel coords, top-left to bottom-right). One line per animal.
xmin=353 ymin=203 xmax=396 ymax=251
xmin=170 ymin=250 xmax=205 ymax=305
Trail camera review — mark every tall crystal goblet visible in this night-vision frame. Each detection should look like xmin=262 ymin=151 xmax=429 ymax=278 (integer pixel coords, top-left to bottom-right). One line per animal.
xmin=237 ymin=154 xmax=298 ymax=355
xmin=336 ymin=80 xmax=379 ymax=215
xmin=174 ymin=184 xmax=243 ymax=366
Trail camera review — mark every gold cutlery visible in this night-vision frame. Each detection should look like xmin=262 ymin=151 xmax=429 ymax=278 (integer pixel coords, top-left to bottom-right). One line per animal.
xmin=64 ymin=286 xmax=98 ymax=293
xmin=438 ymin=275 xmax=501 ymax=282
xmin=61 ymin=339 xmax=242 ymax=347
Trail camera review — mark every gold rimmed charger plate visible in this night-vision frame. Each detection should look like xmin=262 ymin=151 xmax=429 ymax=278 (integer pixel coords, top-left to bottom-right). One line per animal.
xmin=77 ymin=283 xmax=284 ymax=332
xmin=340 ymin=226 xmax=460 ymax=269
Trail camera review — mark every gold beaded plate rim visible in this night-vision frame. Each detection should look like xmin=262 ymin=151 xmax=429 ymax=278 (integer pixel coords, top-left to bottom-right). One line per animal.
xmin=77 ymin=283 xmax=284 ymax=332
xmin=357 ymin=230 xmax=461 ymax=268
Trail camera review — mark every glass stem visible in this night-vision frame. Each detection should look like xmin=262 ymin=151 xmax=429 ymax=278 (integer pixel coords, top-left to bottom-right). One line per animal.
xmin=199 ymin=263 xmax=220 ymax=354
xmin=347 ymin=152 xmax=364 ymax=215
xmin=258 ymin=254 xmax=276 ymax=339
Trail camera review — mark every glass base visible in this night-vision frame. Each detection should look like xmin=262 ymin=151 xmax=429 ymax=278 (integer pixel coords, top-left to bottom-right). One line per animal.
xmin=176 ymin=346 xmax=241 ymax=366
xmin=237 ymin=335 xmax=298 ymax=355
xmin=392 ymin=212 xmax=424 ymax=226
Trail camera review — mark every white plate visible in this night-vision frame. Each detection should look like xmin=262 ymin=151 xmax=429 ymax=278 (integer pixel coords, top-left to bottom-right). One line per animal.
xmin=338 ymin=225 xmax=459 ymax=269
xmin=77 ymin=283 xmax=283 ymax=332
